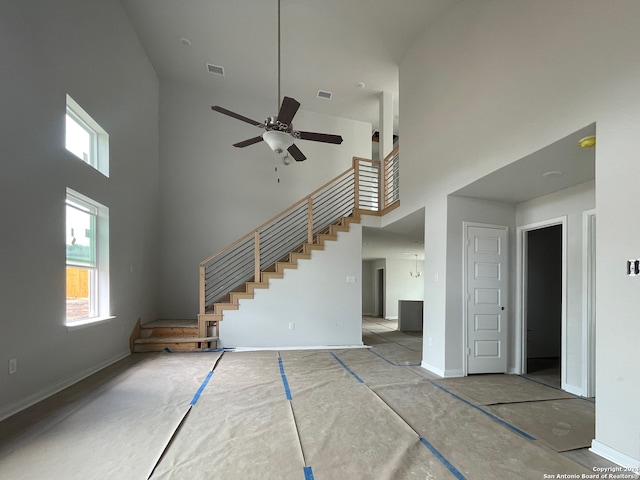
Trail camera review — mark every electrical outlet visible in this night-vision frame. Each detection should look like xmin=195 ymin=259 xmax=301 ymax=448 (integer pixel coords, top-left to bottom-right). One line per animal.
xmin=8 ymin=358 xmax=17 ymax=375
xmin=288 ymin=322 xmax=295 ymax=330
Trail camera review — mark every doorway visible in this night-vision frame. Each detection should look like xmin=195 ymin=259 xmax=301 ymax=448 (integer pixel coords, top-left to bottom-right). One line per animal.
xmin=518 ymin=217 xmax=566 ymax=389
xmin=525 ymin=224 xmax=563 ymax=386
xmin=376 ymin=268 xmax=385 ymax=317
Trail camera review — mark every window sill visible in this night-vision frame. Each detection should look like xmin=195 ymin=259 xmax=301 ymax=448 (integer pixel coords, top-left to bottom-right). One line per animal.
xmin=66 ymin=315 xmax=116 ymax=332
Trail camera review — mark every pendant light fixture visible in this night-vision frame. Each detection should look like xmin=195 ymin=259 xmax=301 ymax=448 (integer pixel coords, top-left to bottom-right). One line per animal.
xmin=410 ymin=254 xmax=422 ymax=278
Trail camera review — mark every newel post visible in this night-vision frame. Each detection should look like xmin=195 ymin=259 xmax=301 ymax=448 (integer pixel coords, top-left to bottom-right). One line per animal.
xmin=199 ymin=265 xmax=205 ymax=315
xmin=254 ymin=231 xmax=261 ymax=282
xmin=307 ymin=198 xmax=314 ymax=244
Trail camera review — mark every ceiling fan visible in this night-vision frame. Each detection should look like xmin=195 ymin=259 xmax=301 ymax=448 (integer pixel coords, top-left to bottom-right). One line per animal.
xmin=211 ymin=0 xmax=343 ymax=162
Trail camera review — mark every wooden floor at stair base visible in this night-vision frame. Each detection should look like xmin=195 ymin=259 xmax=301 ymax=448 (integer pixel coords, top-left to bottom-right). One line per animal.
xmin=0 ymin=352 xmax=221 ymax=480
xmin=150 ymin=351 xmax=306 ymax=480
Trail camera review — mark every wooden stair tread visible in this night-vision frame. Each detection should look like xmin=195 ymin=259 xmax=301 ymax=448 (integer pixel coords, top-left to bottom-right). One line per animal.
xmin=135 ymin=336 xmax=218 ymax=344
xmin=142 ymin=319 xmax=198 ymax=328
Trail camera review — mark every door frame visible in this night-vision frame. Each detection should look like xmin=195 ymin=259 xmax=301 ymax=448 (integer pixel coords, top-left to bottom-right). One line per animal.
xmin=375 ymin=267 xmax=385 ymax=318
xmin=462 ymin=221 xmax=509 ymax=376
xmin=582 ymin=209 xmax=596 ymax=398
xmin=516 ymin=216 xmax=567 ymax=389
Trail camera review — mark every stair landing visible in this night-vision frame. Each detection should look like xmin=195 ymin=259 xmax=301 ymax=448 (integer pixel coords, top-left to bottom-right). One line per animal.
xmin=133 ymin=319 xmax=218 ymax=353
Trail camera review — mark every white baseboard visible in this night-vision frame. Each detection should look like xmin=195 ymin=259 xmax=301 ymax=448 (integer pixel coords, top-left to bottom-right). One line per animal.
xmin=420 ymin=361 xmax=464 ymax=378
xmin=562 ymin=382 xmax=584 ymax=397
xmin=591 ymin=440 xmax=640 ymax=469
xmin=0 ymin=350 xmax=131 ymax=422
xmin=233 ymin=344 xmax=368 ymax=352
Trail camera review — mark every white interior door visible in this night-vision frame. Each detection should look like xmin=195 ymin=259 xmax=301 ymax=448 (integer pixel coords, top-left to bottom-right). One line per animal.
xmin=466 ymin=224 xmax=509 ymax=374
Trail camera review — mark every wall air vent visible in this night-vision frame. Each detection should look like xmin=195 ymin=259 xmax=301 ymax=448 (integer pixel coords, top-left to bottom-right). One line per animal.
xmin=317 ymin=90 xmax=333 ymax=100
xmin=206 ymin=63 xmax=225 ymax=76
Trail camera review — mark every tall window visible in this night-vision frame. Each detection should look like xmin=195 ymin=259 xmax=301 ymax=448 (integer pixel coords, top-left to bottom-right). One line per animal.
xmin=65 ymin=95 xmax=109 ymax=177
xmin=66 ymin=189 xmax=109 ymax=324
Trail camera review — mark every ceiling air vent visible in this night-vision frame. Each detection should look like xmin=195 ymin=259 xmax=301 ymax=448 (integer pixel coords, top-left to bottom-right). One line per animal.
xmin=206 ymin=63 xmax=225 ymax=76
xmin=317 ymin=90 xmax=333 ymax=100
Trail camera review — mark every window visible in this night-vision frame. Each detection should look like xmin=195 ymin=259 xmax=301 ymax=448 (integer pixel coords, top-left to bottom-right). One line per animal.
xmin=66 ymin=189 xmax=110 ymax=325
xmin=65 ymin=95 xmax=109 ymax=177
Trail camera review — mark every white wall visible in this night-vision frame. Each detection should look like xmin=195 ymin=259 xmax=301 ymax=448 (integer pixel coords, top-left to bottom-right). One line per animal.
xmin=220 ymin=226 xmax=363 ymax=348
xmin=400 ymin=0 xmax=640 ymax=465
xmin=0 ymin=0 xmax=159 ymax=419
xmin=516 ymin=181 xmax=595 ymax=392
xmin=383 ymin=258 xmax=424 ymax=319
xmin=158 ymin=79 xmax=372 ymax=318
xmin=445 ymin=196 xmax=516 ymax=376
xmin=361 ymin=261 xmax=375 ymax=315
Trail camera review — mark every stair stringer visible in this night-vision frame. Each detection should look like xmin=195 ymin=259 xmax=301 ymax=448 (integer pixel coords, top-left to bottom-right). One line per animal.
xmin=219 ymin=223 xmax=364 ymax=349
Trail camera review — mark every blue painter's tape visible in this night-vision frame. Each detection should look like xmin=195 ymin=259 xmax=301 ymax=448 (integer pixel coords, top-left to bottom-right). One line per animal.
xmin=190 ymin=370 xmax=214 ymax=405
xmin=303 ymin=466 xmax=315 ymax=480
xmin=368 ymin=349 xmax=420 ymax=367
xmin=329 ymin=352 xmax=364 ymax=383
xmin=278 ymin=357 xmax=293 ymax=400
xmin=369 ymin=349 xmax=396 ymax=365
xmin=430 ymin=382 xmax=536 ymax=441
xmin=419 ymin=437 xmax=467 ymax=480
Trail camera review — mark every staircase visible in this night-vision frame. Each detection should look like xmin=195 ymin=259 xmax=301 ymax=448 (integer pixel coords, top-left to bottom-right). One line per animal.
xmin=131 ymin=151 xmax=400 ymax=352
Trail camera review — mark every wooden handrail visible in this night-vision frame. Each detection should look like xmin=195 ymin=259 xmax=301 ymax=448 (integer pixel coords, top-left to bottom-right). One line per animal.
xmin=200 ymin=165 xmax=356 ymax=267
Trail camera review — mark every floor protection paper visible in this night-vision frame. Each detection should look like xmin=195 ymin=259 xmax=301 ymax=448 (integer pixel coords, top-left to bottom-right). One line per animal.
xmin=279 ymin=350 xmax=454 ymax=480
xmin=150 ymin=351 xmax=306 ymax=480
xmin=0 ymin=352 xmax=221 ymax=480
xmin=485 ymin=398 xmax=596 ymax=452
xmin=372 ymin=380 xmax=594 ymax=480
xmin=432 ymin=374 xmax=575 ymax=405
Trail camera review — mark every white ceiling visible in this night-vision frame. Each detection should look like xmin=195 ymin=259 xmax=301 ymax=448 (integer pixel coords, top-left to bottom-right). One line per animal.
xmin=362 ymin=124 xmax=596 ymax=261
xmin=120 ymin=1 xmax=596 ymax=262
xmin=452 ymin=123 xmax=596 ymax=204
xmin=120 ymin=0 xmax=461 ymax=133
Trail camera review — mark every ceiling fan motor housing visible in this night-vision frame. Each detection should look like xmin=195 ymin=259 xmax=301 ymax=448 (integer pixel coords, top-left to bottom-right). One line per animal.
xmin=265 ymin=116 xmax=293 ymax=133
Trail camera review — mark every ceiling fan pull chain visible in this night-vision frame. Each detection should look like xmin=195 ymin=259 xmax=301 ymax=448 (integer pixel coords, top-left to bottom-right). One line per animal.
xmin=274 ymin=152 xmax=280 ymax=183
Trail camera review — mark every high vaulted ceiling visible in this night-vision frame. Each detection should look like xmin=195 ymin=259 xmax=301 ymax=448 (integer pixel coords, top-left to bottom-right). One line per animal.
xmin=120 ymin=0 xmax=461 ymax=133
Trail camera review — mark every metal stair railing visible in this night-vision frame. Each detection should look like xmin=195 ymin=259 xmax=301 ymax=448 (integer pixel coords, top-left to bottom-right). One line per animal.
xmin=199 ymin=152 xmax=400 ymax=315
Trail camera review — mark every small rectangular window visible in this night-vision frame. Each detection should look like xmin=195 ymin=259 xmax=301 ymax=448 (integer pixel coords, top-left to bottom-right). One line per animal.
xmin=65 ymin=189 xmax=110 ymax=324
xmin=65 ymin=95 xmax=109 ymax=177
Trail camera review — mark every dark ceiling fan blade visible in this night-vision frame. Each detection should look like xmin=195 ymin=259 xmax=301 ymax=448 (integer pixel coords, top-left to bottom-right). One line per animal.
xmin=277 ymin=96 xmax=301 ymax=126
xmin=296 ymin=131 xmax=343 ymax=144
xmin=233 ymin=136 xmax=264 ymax=148
xmin=211 ymin=106 xmax=263 ymax=127
xmin=287 ymin=143 xmax=307 ymax=162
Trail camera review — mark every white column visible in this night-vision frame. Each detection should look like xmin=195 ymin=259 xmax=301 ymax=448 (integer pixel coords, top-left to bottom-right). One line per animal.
xmin=379 ymin=91 xmax=394 ymax=160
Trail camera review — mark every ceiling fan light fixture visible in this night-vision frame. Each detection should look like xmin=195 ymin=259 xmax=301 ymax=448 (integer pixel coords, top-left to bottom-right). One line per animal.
xmin=263 ymin=130 xmax=294 ymax=154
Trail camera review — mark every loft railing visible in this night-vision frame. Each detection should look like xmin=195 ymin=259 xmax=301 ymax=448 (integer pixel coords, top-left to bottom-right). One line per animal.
xmin=199 ymin=148 xmax=400 ymax=315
